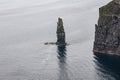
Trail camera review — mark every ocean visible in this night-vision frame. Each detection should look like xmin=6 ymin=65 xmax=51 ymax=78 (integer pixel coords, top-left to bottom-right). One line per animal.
xmin=1 ymin=0 xmax=120 ymax=80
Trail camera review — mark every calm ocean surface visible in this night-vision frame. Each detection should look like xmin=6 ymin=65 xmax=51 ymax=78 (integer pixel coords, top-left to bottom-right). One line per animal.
xmin=0 ymin=0 xmax=120 ymax=80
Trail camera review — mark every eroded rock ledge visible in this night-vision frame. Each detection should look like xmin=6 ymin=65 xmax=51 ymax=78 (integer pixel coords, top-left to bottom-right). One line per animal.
xmin=93 ymin=0 xmax=120 ymax=56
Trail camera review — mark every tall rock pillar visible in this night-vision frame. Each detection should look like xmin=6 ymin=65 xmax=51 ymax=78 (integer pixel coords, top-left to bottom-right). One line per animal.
xmin=56 ymin=18 xmax=66 ymax=44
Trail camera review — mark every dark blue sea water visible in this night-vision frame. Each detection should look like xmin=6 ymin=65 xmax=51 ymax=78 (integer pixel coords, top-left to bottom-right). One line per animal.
xmin=0 ymin=0 xmax=120 ymax=80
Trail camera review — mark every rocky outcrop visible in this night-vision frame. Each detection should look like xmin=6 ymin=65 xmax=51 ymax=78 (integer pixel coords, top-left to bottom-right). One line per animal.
xmin=56 ymin=18 xmax=66 ymax=44
xmin=93 ymin=0 xmax=120 ymax=56
xmin=45 ymin=18 xmax=67 ymax=45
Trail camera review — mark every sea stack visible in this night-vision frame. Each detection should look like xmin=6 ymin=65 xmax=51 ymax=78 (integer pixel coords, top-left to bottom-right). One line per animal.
xmin=44 ymin=18 xmax=66 ymax=45
xmin=93 ymin=0 xmax=120 ymax=56
xmin=56 ymin=18 xmax=66 ymax=44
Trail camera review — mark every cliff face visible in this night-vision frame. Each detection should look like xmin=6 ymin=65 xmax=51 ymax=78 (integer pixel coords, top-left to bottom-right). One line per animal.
xmin=93 ymin=0 xmax=120 ymax=56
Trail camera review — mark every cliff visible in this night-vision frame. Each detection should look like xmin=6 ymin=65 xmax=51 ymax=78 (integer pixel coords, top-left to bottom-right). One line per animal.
xmin=93 ymin=0 xmax=120 ymax=56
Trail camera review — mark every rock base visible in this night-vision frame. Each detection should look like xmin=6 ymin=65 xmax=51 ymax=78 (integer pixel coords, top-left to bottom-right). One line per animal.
xmin=44 ymin=42 xmax=68 ymax=46
xmin=93 ymin=49 xmax=120 ymax=56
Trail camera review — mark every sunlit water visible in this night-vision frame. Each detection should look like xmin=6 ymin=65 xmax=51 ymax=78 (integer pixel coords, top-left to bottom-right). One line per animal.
xmin=0 ymin=0 xmax=120 ymax=80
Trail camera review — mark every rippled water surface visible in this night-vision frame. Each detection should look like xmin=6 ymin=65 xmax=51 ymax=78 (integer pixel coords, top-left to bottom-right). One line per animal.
xmin=1 ymin=0 xmax=120 ymax=80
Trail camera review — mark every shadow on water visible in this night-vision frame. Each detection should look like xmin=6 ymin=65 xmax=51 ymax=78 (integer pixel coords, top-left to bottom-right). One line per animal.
xmin=57 ymin=45 xmax=70 ymax=80
xmin=94 ymin=53 xmax=120 ymax=80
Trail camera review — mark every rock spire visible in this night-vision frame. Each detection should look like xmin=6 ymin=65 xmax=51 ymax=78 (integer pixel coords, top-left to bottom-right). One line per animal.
xmin=45 ymin=18 xmax=67 ymax=45
xmin=56 ymin=18 xmax=66 ymax=44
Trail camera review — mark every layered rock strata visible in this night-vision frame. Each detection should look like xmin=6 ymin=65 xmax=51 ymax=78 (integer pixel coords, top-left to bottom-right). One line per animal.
xmin=93 ymin=0 xmax=120 ymax=56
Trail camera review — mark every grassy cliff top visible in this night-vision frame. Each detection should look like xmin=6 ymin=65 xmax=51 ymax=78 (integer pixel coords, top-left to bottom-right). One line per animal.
xmin=100 ymin=0 xmax=120 ymax=16
xmin=98 ymin=0 xmax=120 ymax=26
xmin=113 ymin=0 xmax=120 ymax=4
